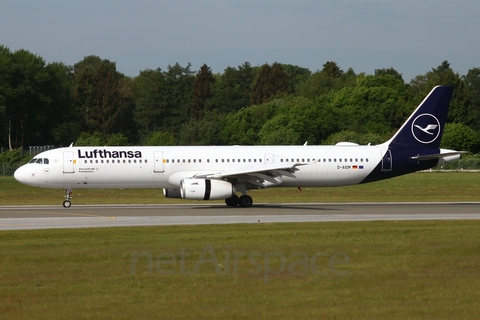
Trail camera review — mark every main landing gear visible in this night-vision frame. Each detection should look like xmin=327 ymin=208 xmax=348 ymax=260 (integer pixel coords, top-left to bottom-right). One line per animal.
xmin=225 ymin=194 xmax=253 ymax=208
xmin=63 ymin=188 xmax=72 ymax=208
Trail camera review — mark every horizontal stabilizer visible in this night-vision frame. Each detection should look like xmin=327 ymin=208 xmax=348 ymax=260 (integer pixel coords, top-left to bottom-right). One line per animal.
xmin=411 ymin=150 xmax=467 ymax=164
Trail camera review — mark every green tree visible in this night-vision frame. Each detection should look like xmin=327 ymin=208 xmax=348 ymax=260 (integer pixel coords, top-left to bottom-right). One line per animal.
xmin=8 ymin=49 xmax=52 ymax=148
xmin=191 ymin=64 xmax=216 ymax=120
xmin=441 ymin=123 xmax=480 ymax=153
xmin=375 ymin=68 xmax=403 ymax=82
xmin=208 ymin=62 xmax=254 ymax=114
xmin=131 ymin=68 xmax=168 ymax=141
xmin=147 ymin=131 xmax=175 ymax=146
xmin=163 ymin=62 xmax=195 ymax=130
xmin=251 ymin=62 xmax=290 ymax=104
xmin=0 ymin=45 xmax=14 ymax=148
xmin=463 ymin=67 xmax=480 ymax=130
xmin=177 ymin=112 xmax=222 ymax=145
xmin=220 ymin=102 xmax=277 ymax=145
xmin=73 ymin=56 xmax=135 ymax=140
xmin=297 ymin=61 xmax=348 ymax=98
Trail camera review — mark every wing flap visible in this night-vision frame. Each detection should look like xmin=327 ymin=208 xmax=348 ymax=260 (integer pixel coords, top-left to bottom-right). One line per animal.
xmin=192 ymin=162 xmax=305 ymax=188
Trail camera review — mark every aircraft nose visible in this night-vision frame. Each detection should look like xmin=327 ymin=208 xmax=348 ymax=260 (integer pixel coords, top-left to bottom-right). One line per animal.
xmin=14 ymin=165 xmax=30 ymax=184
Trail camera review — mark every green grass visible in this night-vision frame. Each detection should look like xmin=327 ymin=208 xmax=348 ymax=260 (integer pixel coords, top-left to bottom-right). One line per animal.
xmin=1 ymin=171 xmax=480 ymax=205
xmin=1 ymin=221 xmax=479 ymax=319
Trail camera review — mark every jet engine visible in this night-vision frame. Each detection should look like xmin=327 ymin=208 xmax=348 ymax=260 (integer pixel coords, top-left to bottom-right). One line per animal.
xmin=163 ymin=188 xmax=182 ymax=198
xmin=180 ymin=179 xmax=235 ymax=200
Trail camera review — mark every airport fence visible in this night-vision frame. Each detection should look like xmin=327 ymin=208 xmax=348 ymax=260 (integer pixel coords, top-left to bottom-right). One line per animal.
xmin=1 ymin=162 xmax=21 ymax=176
xmin=1 ymin=145 xmax=56 ymax=176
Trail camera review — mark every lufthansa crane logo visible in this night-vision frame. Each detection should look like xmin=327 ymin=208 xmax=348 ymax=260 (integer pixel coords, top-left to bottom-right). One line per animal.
xmin=411 ymin=113 xmax=441 ymax=144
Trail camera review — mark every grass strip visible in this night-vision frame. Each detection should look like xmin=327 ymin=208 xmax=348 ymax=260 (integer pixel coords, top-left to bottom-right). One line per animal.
xmin=1 ymin=221 xmax=479 ymax=319
xmin=1 ymin=171 xmax=480 ymax=205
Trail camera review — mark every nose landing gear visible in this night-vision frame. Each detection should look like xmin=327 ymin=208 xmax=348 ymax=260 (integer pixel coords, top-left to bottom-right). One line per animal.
xmin=63 ymin=188 xmax=72 ymax=208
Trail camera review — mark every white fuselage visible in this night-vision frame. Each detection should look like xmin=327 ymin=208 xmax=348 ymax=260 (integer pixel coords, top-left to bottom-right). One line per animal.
xmin=14 ymin=145 xmax=385 ymax=189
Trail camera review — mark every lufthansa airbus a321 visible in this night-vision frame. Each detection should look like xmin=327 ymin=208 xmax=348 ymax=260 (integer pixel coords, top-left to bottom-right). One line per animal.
xmin=14 ymin=86 xmax=464 ymax=208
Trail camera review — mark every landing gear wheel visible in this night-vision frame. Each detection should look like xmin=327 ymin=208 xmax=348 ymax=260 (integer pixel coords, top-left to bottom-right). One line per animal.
xmin=225 ymin=195 xmax=239 ymax=207
xmin=63 ymin=188 xmax=73 ymax=208
xmin=238 ymin=195 xmax=253 ymax=208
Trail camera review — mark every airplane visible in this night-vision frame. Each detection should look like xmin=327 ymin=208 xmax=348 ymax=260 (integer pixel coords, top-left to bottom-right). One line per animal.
xmin=14 ymin=85 xmax=464 ymax=208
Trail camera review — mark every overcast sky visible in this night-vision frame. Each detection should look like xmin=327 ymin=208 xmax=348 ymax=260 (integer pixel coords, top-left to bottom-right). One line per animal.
xmin=1 ymin=0 xmax=478 ymax=81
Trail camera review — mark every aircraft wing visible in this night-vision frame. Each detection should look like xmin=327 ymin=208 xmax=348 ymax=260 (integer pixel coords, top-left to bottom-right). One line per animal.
xmin=192 ymin=162 xmax=306 ymax=188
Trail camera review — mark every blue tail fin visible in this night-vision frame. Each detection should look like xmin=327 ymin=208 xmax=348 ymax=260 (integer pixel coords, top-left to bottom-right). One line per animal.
xmin=387 ymin=85 xmax=454 ymax=149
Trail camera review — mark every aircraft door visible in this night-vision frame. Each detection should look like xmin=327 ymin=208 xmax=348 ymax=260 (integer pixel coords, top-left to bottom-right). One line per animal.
xmin=63 ymin=151 xmax=75 ymax=173
xmin=381 ymin=149 xmax=392 ymax=171
xmin=154 ymin=151 xmax=164 ymax=173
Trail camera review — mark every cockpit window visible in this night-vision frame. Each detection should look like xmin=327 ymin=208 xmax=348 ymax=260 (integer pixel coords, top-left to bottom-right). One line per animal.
xmin=29 ymin=158 xmax=49 ymax=164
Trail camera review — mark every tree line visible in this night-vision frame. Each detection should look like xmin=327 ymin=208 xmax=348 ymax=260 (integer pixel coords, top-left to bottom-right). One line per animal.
xmin=1 ymin=44 xmax=480 ymax=155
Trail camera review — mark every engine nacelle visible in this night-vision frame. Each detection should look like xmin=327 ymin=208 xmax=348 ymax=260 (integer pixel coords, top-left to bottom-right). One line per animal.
xmin=163 ymin=188 xmax=182 ymax=198
xmin=180 ymin=179 xmax=235 ymax=200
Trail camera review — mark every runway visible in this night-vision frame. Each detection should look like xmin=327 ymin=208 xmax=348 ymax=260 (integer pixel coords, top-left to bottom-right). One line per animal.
xmin=1 ymin=202 xmax=480 ymax=230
